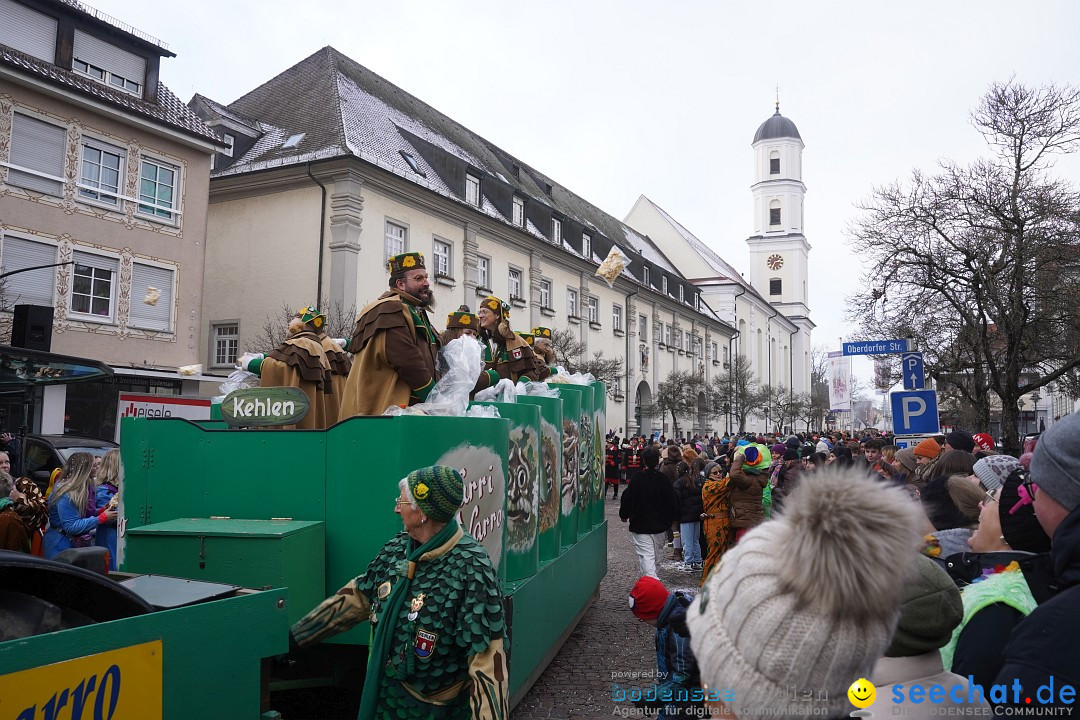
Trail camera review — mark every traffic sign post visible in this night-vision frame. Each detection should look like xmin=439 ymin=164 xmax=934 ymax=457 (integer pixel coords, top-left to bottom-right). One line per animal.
xmin=902 ymin=352 xmax=925 ymax=390
xmin=890 ymin=390 xmax=940 ymax=435
xmin=842 ymin=339 xmax=909 ymax=356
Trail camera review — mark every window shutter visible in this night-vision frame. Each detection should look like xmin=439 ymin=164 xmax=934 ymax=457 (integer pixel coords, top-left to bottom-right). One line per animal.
xmin=128 ymin=263 xmax=174 ymax=331
xmin=1 ymin=236 xmax=57 ymax=306
xmin=9 ymin=114 xmax=66 ymax=195
xmin=72 ymin=250 xmax=118 ymax=273
xmin=73 ymin=30 xmax=146 ymax=86
xmin=0 ymin=0 xmax=58 ymax=62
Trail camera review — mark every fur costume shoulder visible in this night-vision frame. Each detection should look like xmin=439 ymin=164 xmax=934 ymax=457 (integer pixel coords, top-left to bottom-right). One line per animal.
xmin=348 ymin=291 xmax=416 ymax=354
xmin=267 ymin=332 xmax=330 ymax=389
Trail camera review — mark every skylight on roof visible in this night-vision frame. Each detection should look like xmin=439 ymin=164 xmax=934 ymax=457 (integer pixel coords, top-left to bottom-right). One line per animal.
xmin=282 ymin=133 xmax=306 ymax=149
xmin=399 ymin=150 xmax=425 ymax=176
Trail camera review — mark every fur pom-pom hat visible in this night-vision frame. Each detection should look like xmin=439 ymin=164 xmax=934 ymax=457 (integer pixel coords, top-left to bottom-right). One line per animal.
xmin=687 ymin=466 xmax=920 ymax=717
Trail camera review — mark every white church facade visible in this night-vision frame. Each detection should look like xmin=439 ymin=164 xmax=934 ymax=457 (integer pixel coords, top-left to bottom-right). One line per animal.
xmin=625 ymin=104 xmax=814 ymax=432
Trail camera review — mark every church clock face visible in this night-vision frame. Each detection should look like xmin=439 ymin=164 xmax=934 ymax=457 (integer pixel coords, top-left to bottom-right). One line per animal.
xmin=767 ymin=253 xmax=784 ymax=271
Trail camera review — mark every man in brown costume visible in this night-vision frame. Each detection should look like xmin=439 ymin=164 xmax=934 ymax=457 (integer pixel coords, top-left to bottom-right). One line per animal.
xmin=241 ymin=305 xmax=333 ymax=429
xmin=338 ymin=252 xmax=441 ymax=419
xmin=317 ymin=332 xmax=352 ymax=426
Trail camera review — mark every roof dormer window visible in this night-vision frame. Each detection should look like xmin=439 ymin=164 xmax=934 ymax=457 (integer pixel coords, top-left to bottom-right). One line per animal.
xmin=223 ymin=133 xmax=235 ymax=158
xmin=72 ymin=29 xmax=145 ymax=97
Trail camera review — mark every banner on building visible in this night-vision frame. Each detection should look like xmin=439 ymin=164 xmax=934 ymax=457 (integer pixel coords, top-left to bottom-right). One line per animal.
xmin=828 ymin=351 xmax=851 ymax=412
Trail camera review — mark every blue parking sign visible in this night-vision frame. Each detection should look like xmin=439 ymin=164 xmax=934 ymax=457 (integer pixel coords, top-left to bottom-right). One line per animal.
xmin=901 ymin=353 xmax=925 ymax=390
xmin=891 ymin=390 xmax=940 ymax=435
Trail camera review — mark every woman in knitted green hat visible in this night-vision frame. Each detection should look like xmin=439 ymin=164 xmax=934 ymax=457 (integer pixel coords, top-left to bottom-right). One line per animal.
xmin=290 ymin=465 xmax=507 ymax=719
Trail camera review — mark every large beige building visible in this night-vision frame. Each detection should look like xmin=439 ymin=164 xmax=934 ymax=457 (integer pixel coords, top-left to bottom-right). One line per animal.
xmin=0 ymin=0 xmax=221 ymax=438
xmin=191 ymin=47 xmax=737 ymax=437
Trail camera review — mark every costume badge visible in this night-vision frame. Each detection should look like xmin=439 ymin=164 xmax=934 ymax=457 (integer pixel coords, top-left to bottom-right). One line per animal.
xmin=408 ymin=593 xmax=425 ymax=621
xmin=377 ymin=581 xmax=392 ymax=600
xmin=414 ymin=628 xmax=437 ymax=658
xmin=512 ymin=348 xmax=523 ymax=359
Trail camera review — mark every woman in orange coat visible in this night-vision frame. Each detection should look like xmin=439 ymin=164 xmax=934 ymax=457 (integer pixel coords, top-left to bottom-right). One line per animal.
xmin=699 ymin=461 xmax=733 ymax=584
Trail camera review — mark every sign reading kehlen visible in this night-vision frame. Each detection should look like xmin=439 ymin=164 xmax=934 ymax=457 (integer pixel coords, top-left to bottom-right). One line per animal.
xmin=221 ymin=386 xmax=310 ymax=427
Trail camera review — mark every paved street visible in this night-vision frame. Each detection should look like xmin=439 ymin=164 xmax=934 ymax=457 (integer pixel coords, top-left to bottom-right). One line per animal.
xmin=512 ymin=493 xmax=701 ymax=719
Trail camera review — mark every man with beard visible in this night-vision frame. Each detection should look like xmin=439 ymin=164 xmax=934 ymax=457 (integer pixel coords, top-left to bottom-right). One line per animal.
xmin=338 ymin=252 xmax=441 ymax=418
xmin=241 ymin=305 xmax=333 ymax=429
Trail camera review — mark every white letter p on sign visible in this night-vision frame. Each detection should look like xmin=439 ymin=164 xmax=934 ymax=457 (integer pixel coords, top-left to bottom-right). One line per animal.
xmin=902 ymin=397 xmax=926 ymax=428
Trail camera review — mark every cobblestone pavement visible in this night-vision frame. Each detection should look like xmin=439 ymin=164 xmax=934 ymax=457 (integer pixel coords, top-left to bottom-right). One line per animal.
xmin=512 ymin=491 xmax=702 ymax=719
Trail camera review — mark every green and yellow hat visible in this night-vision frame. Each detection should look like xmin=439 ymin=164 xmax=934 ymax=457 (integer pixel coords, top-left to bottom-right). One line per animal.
xmin=480 ymin=295 xmax=510 ymax=320
xmin=532 ymin=326 xmax=552 ymax=340
xmin=519 ymin=331 xmax=535 ymax=346
xmin=447 ymin=309 xmax=478 ymax=329
xmin=406 ymin=465 xmax=464 ymax=523
xmin=387 ymin=251 xmax=425 ymax=275
xmin=296 ymin=305 xmax=326 ymax=331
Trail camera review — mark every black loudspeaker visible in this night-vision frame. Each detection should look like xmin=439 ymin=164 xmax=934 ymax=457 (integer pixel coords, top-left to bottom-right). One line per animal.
xmin=12 ymin=304 xmax=54 ymax=351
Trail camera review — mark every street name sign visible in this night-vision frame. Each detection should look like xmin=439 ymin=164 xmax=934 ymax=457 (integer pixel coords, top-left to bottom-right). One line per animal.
xmin=843 ymin=339 xmax=909 ymax=356
xmin=902 ymin=352 xmax=925 ymax=390
xmin=890 ymin=390 xmax=940 ymax=435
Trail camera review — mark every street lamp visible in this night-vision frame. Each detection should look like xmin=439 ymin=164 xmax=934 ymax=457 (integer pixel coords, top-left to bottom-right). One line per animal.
xmin=1018 ymin=398 xmax=1026 ymax=437
xmin=1031 ymin=391 xmax=1042 ymax=433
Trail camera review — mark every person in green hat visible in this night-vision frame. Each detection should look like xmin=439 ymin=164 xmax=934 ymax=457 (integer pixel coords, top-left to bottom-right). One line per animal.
xmin=291 ymin=465 xmax=508 ymax=720
xmin=472 ymin=295 xmax=543 ymax=391
xmin=438 ymin=305 xmax=480 ymax=346
xmin=339 ymin=252 xmax=441 ymax=418
xmin=240 ymin=305 xmax=333 ymax=429
xmin=530 ymin=325 xmax=559 ymax=378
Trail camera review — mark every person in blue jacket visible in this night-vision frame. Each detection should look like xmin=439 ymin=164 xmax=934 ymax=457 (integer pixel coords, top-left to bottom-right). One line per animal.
xmin=93 ymin=449 xmax=121 ymax=568
xmin=42 ymin=452 xmax=116 ymax=558
xmin=628 ymin=575 xmax=701 ymax=719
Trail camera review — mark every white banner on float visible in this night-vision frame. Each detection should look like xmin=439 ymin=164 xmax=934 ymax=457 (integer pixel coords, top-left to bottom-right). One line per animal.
xmin=828 ymin=351 xmax=851 ymax=412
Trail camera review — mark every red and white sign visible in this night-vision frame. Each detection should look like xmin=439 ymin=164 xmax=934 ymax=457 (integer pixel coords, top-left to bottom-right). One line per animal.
xmin=115 ymin=393 xmax=212 ymax=440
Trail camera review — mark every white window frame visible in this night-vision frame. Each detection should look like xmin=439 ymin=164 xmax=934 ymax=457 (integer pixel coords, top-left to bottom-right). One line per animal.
xmin=384 ymin=220 xmax=407 ymax=263
xmin=643 ymin=266 xmax=650 ymax=287
xmin=678 ymin=284 xmax=685 ymax=303
xmin=566 ymin=287 xmax=578 ymax=318
xmin=0 ymin=233 xmax=58 ymax=307
xmin=72 ymin=58 xmax=142 ymax=96
xmin=539 ymin=278 xmax=552 ymax=309
xmin=128 ymin=260 xmax=175 ymax=332
xmin=513 ymin=196 xmax=525 ymax=227
xmin=582 ymin=233 xmax=591 ymax=260
xmin=585 ymin=295 xmax=598 ymax=323
xmin=137 ymin=156 xmax=180 ymax=224
xmin=223 ymin=133 xmax=235 ymax=158
xmin=211 ymin=323 xmax=240 ymax=368
xmin=68 ymin=251 xmax=119 ymax=323
xmin=654 ymin=323 xmax=662 ymax=344
xmin=78 ymin=136 xmax=125 ymax=208
xmin=465 ymin=174 xmax=480 ymax=207
xmin=508 ymin=267 xmax=523 ymax=300
xmin=638 ymin=314 xmax=647 ymax=338
xmin=552 ymin=218 xmax=562 ymax=244
xmin=432 ymin=238 xmax=452 ymax=278
xmin=664 ymin=324 xmax=672 ymax=346
xmin=612 ymin=304 xmax=623 ymax=332
xmin=476 ymin=255 xmax=490 ymax=290
xmin=662 ymin=276 xmax=669 ymax=295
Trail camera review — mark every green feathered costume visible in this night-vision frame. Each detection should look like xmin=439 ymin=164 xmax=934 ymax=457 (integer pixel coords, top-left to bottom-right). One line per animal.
xmin=291 ymin=523 xmax=508 ymax=720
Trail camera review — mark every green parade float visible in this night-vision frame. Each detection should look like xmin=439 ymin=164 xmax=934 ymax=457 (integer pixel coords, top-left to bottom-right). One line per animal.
xmin=0 ymin=347 xmax=607 ymax=718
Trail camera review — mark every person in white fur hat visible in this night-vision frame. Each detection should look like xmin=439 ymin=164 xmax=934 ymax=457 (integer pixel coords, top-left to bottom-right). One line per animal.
xmin=687 ymin=465 xmax=921 ymax=718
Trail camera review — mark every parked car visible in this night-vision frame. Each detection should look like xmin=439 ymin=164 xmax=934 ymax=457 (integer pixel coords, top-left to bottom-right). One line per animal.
xmin=19 ymin=434 xmax=118 ymax=492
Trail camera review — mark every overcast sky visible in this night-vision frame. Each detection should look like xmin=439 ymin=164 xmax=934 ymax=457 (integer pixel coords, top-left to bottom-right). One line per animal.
xmin=92 ymin=0 xmax=1080 ymax=386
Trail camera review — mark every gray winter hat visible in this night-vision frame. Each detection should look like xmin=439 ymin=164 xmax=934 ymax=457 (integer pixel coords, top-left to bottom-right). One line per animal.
xmin=1030 ymin=412 xmax=1080 ymax=512
xmin=973 ymin=455 xmax=1023 ymax=493
xmin=687 ymin=466 xmax=919 ymax=717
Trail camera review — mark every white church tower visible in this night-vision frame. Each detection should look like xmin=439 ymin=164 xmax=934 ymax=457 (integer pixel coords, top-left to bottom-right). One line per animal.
xmin=747 ymin=102 xmax=814 ymax=393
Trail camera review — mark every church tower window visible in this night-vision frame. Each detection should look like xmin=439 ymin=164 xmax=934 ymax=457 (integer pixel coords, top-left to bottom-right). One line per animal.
xmin=769 ymin=207 xmax=781 ymax=226
xmin=770 ymin=155 xmax=780 ymax=174
xmin=770 ymin=278 xmax=782 ymax=295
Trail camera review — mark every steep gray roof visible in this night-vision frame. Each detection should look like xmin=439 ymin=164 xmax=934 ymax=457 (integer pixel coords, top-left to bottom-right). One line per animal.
xmin=753 ymin=106 xmax=801 ymax=144
xmin=211 ymin=47 xmax=695 ymax=285
xmin=0 ymin=45 xmax=219 ymax=144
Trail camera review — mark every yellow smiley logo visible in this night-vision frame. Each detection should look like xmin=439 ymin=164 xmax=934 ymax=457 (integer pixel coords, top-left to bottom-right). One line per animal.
xmin=847 ymin=678 xmax=876 ymax=709
xmin=460 ymin=315 xmax=471 ymax=325
xmin=413 ymin=482 xmax=429 ymax=500
xmin=402 ymin=255 xmax=416 ymax=268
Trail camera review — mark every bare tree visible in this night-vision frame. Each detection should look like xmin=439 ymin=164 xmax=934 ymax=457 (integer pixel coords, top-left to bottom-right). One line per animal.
xmin=247 ymin=299 xmax=358 ymax=353
xmin=655 ymin=370 xmax=703 ymax=438
xmin=549 ymin=326 xmax=625 ymax=397
xmin=847 ymin=80 xmax=1080 ymax=454
xmin=709 ymin=353 xmax=763 ymax=433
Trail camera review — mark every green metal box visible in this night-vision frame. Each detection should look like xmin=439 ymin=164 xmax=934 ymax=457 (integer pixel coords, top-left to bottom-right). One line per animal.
xmin=124 ymin=518 xmax=325 ymax=625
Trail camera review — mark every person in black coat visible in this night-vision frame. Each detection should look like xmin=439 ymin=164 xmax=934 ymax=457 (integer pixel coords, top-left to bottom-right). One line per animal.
xmin=620 ymin=446 xmax=679 ymax=578
xmin=993 ymin=412 xmax=1080 ymax=705
xmin=674 ymin=467 xmax=705 ymax=572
